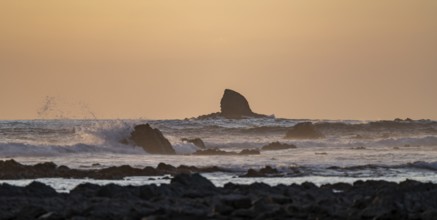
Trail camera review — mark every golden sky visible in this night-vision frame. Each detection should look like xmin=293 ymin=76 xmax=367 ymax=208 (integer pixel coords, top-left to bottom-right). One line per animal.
xmin=1 ymin=1 xmax=436 ymax=120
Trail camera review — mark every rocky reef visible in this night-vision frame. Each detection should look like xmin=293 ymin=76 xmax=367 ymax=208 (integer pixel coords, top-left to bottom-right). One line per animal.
xmin=0 ymin=160 xmax=224 ymax=180
xmin=1 ymin=173 xmax=437 ymax=219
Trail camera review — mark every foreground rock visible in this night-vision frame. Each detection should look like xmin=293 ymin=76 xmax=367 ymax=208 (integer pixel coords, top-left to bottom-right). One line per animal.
xmin=0 ymin=160 xmax=224 ymax=180
xmin=261 ymin=142 xmax=297 ymax=151
xmin=1 ymin=174 xmax=437 ymax=219
xmin=127 ymin=124 xmax=176 ymax=154
xmin=197 ymin=89 xmax=270 ymax=119
xmin=285 ymin=122 xmax=324 ymax=139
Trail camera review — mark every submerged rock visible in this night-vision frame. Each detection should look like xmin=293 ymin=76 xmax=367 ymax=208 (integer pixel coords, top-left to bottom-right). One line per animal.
xmin=285 ymin=122 xmax=324 ymax=139
xmin=181 ymin=138 xmax=206 ymax=149
xmin=261 ymin=142 xmax=297 ymax=151
xmin=192 ymin=148 xmax=260 ymax=156
xmin=197 ymin=89 xmax=270 ymax=119
xmin=129 ymin=124 xmax=176 ymax=154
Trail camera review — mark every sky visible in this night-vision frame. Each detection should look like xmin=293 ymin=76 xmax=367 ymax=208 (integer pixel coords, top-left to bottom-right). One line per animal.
xmin=1 ymin=1 xmax=436 ymax=120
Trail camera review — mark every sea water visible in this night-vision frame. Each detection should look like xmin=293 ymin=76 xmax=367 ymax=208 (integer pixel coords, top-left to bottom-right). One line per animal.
xmin=1 ymin=118 xmax=437 ymax=192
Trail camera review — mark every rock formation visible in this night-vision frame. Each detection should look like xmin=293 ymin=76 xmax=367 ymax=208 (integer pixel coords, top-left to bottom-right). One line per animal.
xmin=197 ymin=89 xmax=270 ymax=119
xmin=1 ymin=175 xmax=436 ymax=219
xmin=261 ymin=142 xmax=297 ymax=151
xmin=129 ymin=124 xmax=176 ymax=154
xmin=181 ymin=138 xmax=206 ymax=149
xmin=285 ymin=122 xmax=324 ymax=139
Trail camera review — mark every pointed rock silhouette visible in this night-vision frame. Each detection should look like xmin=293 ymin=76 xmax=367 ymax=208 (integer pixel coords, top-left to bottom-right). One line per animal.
xmin=198 ymin=89 xmax=270 ymax=119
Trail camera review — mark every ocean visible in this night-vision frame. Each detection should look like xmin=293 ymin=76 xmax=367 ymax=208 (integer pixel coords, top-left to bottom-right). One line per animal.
xmin=1 ymin=118 xmax=437 ymax=192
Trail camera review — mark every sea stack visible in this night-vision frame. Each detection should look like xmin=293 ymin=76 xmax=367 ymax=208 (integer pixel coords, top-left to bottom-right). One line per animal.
xmin=197 ymin=89 xmax=270 ymax=119
xmin=128 ymin=124 xmax=176 ymax=154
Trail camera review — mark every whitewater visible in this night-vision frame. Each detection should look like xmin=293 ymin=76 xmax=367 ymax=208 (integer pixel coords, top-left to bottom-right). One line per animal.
xmin=1 ymin=118 xmax=437 ymax=192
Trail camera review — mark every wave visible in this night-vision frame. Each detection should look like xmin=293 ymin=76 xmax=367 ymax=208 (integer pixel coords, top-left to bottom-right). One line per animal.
xmin=0 ymin=142 xmax=145 ymax=157
xmin=327 ymin=161 xmax=437 ymax=172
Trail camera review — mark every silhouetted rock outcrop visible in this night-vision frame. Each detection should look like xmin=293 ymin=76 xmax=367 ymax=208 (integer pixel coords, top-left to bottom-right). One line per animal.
xmin=197 ymin=89 xmax=270 ymax=119
xmin=285 ymin=122 xmax=324 ymax=139
xmin=129 ymin=124 xmax=176 ymax=154
xmin=0 ymin=160 xmax=224 ymax=180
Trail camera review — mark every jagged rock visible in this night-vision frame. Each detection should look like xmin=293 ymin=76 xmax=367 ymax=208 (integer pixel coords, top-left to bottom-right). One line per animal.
xmin=129 ymin=124 xmax=175 ymax=154
xmin=197 ymin=89 xmax=270 ymax=119
xmin=171 ymin=173 xmax=215 ymax=190
xmin=2 ymin=176 xmax=437 ymax=219
xmin=285 ymin=122 xmax=324 ymax=139
xmin=240 ymin=166 xmax=282 ymax=177
xmin=261 ymin=142 xmax=297 ymax=151
xmin=0 ymin=160 xmax=223 ymax=180
xmin=181 ymin=138 xmax=206 ymax=149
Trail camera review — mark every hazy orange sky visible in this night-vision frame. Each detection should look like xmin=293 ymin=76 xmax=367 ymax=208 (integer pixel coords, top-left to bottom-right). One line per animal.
xmin=1 ymin=1 xmax=436 ymax=120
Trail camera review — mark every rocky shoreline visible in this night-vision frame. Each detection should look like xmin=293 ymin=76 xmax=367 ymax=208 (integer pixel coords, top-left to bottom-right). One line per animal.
xmin=0 ymin=173 xmax=436 ymax=219
xmin=0 ymin=159 xmax=225 ymax=180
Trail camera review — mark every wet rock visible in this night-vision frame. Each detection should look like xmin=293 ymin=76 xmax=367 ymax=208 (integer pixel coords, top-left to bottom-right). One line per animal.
xmin=129 ymin=124 xmax=176 ymax=154
xmin=285 ymin=122 xmax=324 ymax=139
xmin=181 ymin=138 xmax=206 ymax=149
xmin=261 ymin=142 xmax=296 ymax=151
xmin=0 ymin=160 xmax=224 ymax=180
xmin=240 ymin=166 xmax=281 ymax=177
xmin=192 ymin=148 xmax=234 ymax=155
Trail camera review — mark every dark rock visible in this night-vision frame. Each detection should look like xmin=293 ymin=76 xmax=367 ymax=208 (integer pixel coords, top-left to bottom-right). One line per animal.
xmin=285 ymin=122 xmax=324 ymax=139
xmin=171 ymin=173 xmax=215 ymax=190
xmin=192 ymin=148 xmax=235 ymax=155
xmin=240 ymin=166 xmax=281 ymax=177
xmin=181 ymin=138 xmax=206 ymax=149
xmin=197 ymin=89 xmax=270 ymax=119
xmin=25 ymin=181 xmax=57 ymax=197
xmin=261 ymin=142 xmax=296 ymax=151
xmin=0 ymin=160 xmax=225 ymax=180
xmin=2 ymin=178 xmax=437 ymax=219
xmin=239 ymin=149 xmax=260 ymax=155
xmin=15 ymin=205 xmax=48 ymax=220
xmin=220 ymin=89 xmax=256 ymax=118
xmin=219 ymin=194 xmax=252 ymax=209
xmin=157 ymin=163 xmax=176 ymax=171
xmin=192 ymin=148 xmax=260 ymax=156
xmin=129 ymin=124 xmax=175 ymax=154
